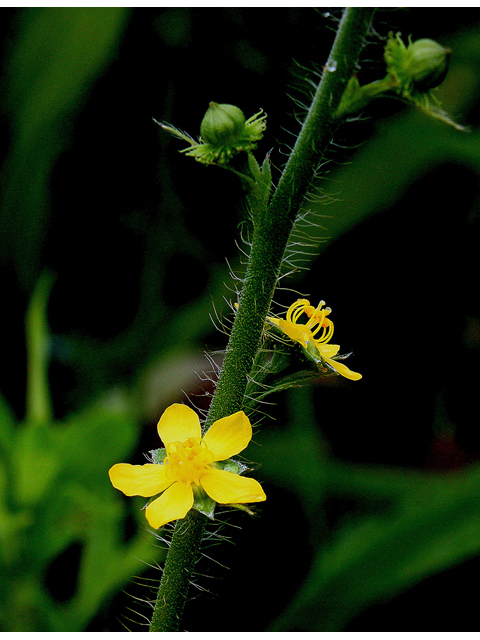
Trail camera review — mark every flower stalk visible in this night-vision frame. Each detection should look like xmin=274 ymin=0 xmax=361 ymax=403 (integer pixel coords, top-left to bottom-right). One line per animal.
xmin=149 ymin=7 xmax=375 ymax=632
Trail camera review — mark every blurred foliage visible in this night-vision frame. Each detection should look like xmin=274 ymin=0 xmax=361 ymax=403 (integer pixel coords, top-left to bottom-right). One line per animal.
xmin=0 ymin=273 xmax=162 ymax=631
xmin=2 ymin=6 xmax=480 ymax=632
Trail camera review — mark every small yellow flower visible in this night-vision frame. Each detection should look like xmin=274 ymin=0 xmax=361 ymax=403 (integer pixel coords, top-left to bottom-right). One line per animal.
xmin=267 ymin=299 xmax=362 ymax=381
xmin=109 ymin=404 xmax=266 ymax=529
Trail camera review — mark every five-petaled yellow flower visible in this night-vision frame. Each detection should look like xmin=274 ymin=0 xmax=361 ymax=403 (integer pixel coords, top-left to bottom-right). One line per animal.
xmin=267 ymin=298 xmax=362 ymax=381
xmin=109 ymin=404 xmax=266 ymax=529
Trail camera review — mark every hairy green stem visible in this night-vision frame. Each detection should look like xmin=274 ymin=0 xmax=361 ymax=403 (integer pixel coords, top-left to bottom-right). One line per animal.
xmin=149 ymin=7 xmax=375 ymax=632
xmin=149 ymin=510 xmax=206 ymax=632
xmin=205 ymin=6 xmax=375 ymax=425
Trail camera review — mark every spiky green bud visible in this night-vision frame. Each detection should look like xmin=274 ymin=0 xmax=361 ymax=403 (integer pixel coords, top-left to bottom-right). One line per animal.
xmin=160 ymin=102 xmax=267 ymax=165
xmin=385 ymin=32 xmax=451 ymax=96
xmin=200 ymin=102 xmax=246 ymax=145
xmin=404 ymin=38 xmax=451 ymax=91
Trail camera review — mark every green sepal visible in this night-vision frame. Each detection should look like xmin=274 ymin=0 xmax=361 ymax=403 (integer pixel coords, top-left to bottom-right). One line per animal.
xmin=335 ymin=75 xmax=362 ymax=119
xmin=213 ymin=458 xmax=249 ymax=475
xmin=259 ymin=152 xmax=272 ymax=207
xmin=243 ymin=151 xmax=272 ymax=225
xmin=304 ymin=338 xmax=321 ymax=364
xmin=244 ymin=324 xmax=357 ymax=413
xmin=192 ymin=484 xmax=216 ymax=520
xmin=247 ymin=151 xmax=262 ymax=181
xmin=229 ymin=503 xmax=256 ymax=516
xmin=247 ymin=150 xmax=272 ymax=207
xmin=302 ymin=338 xmax=352 ymax=376
xmin=150 ymin=447 xmax=167 ymax=464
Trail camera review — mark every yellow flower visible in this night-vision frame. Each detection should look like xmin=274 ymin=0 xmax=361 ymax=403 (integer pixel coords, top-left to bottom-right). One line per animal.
xmin=267 ymin=299 xmax=362 ymax=381
xmin=109 ymin=404 xmax=266 ymax=529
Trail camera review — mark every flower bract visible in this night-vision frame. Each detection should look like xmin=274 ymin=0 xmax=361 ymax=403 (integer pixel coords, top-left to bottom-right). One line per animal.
xmin=267 ymin=298 xmax=362 ymax=381
xmin=109 ymin=404 xmax=266 ymax=528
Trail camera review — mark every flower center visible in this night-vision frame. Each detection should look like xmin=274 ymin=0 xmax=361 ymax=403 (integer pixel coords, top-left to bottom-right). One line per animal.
xmin=164 ymin=437 xmax=214 ymax=486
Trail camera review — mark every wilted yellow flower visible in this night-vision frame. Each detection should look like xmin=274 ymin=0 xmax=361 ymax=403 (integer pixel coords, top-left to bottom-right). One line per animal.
xmin=109 ymin=404 xmax=266 ymax=528
xmin=267 ymin=299 xmax=362 ymax=381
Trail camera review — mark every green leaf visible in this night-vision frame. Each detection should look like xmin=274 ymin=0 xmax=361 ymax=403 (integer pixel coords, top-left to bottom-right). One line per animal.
xmin=247 ymin=151 xmax=262 ymax=181
xmin=260 ymin=152 xmax=272 ymax=207
xmin=46 ymin=486 xmax=164 ymax=631
xmin=56 ymin=403 xmax=138 ymax=490
xmin=25 ymin=270 xmax=54 ymax=425
xmin=11 ymin=421 xmax=61 ymax=507
xmin=272 ymin=462 xmax=480 ymax=631
xmin=0 ymin=392 xmax=15 ymax=454
xmin=1 ymin=7 xmax=129 ymax=287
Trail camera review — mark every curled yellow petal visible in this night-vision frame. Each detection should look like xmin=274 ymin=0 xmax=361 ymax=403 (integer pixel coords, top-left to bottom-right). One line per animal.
xmin=319 ymin=343 xmax=340 ymax=358
xmin=323 ymin=356 xmax=362 ymax=381
xmin=203 ymin=411 xmax=252 ymax=461
xmin=145 ymin=481 xmax=194 ymax=529
xmin=157 ymin=403 xmax=201 ymax=447
xmin=276 ymin=319 xmax=311 ymax=346
xmin=108 ymin=463 xmax=172 ymax=497
xmin=201 ymin=468 xmax=266 ymax=504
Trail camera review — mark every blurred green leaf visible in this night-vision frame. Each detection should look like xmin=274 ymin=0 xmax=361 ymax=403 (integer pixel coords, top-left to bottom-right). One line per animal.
xmin=0 ymin=399 xmax=162 ymax=631
xmin=56 ymin=402 xmax=138 ymax=489
xmin=289 ymin=22 xmax=480 ymax=265
xmin=11 ymin=421 xmax=61 ymax=507
xmin=271 ymin=462 xmax=480 ymax=631
xmin=255 ymin=389 xmax=329 ymax=525
xmin=0 ymin=8 xmax=129 ymax=288
xmin=0 ymin=392 xmax=15 ymax=454
xmin=47 ymin=486 xmax=162 ymax=631
xmin=25 ymin=270 xmax=54 ymax=424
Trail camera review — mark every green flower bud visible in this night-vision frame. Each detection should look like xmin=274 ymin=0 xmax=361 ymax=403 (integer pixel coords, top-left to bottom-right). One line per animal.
xmin=200 ymin=102 xmax=246 ymax=145
xmin=403 ymin=37 xmax=450 ymax=91
xmin=385 ymin=32 xmax=451 ymax=95
xmin=379 ymin=31 xmax=465 ymax=131
xmin=160 ymin=102 xmax=267 ymax=165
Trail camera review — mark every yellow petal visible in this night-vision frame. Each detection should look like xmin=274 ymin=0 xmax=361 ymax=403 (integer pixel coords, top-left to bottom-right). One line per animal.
xmin=319 ymin=343 xmax=340 ymax=358
xmin=201 ymin=468 xmax=266 ymax=504
xmin=109 ymin=463 xmax=172 ymax=497
xmin=277 ymin=319 xmax=311 ymax=346
xmin=157 ymin=403 xmax=201 ymax=447
xmin=203 ymin=411 xmax=252 ymax=461
xmin=323 ymin=356 xmax=362 ymax=381
xmin=145 ymin=481 xmax=194 ymax=528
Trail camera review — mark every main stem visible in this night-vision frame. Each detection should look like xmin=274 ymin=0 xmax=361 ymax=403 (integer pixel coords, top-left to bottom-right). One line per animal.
xmin=149 ymin=7 xmax=375 ymax=632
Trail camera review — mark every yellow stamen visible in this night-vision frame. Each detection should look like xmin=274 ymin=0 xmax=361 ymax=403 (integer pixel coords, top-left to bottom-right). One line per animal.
xmin=165 ymin=437 xmax=214 ymax=486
